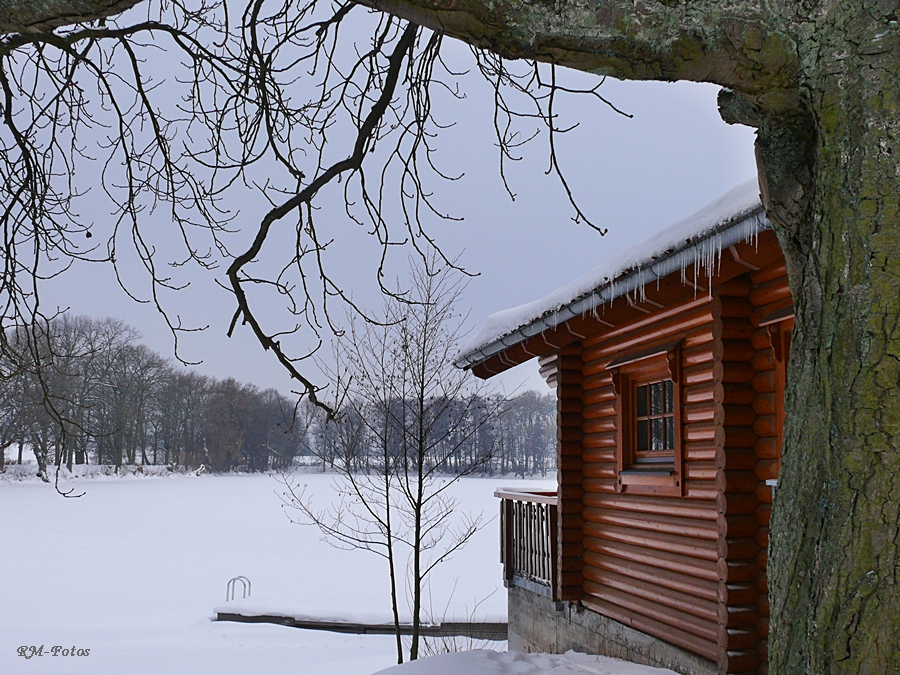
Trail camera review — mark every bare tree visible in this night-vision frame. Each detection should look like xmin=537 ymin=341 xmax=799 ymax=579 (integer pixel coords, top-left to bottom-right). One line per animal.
xmin=282 ymin=257 xmax=502 ymax=662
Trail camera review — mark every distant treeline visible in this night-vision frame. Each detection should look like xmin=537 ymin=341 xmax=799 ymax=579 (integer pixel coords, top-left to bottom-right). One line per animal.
xmin=0 ymin=316 xmax=556 ymax=477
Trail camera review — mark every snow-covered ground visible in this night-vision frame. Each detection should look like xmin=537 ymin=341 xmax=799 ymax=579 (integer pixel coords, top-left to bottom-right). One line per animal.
xmin=0 ymin=471 xmax=554 ymax=674
xmin=2 ymin=470 xmax=676 ymax=675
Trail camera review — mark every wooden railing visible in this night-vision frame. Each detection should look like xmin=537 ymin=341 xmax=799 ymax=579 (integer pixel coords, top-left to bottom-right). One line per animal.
xmin=495 ymin=488 xmax=559 ymax=601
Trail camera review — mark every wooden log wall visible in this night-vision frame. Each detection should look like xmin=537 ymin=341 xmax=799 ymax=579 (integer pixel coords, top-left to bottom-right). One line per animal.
xmin=746 ymin=257 xmax=793 ymax=675
xmin=716 ymin=278 xmax=764 ymax=675
xmin=578 ymin=294 xmax=725 ymax=666
xmin=557 ymin=343 xmax=584 ymax=602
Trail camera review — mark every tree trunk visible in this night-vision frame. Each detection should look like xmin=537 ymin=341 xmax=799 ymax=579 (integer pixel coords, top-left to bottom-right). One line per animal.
xmin=764 ymin=25 xmax=900 ymax=673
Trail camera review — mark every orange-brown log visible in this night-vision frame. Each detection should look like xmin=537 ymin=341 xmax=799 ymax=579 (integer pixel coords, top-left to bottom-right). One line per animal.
xmin=757 ymin=616 xmax=769 ymax=639
xmin=582 ymin=302 xmax=714 ymax=360
xmin=583 ymin=447 xmax=616 ymax=464
xmin=582 ymin=596 xmax=719 ymax=663
xmin=684 ymin=461 xmax=719 ymax=482
xmin=685 ymin=403 xmax=719 ymax=425
xmin=718 ymin=277 xmax=753 ymax=297
xmin=685 ymin=422 xmax=719 ymax=444
xmin=753 ymin=436 xmax=779 ymax=460
xmin=719 ymin=603 xmax=761 ymax=628
xmin=583 ymin=463 xmax=617 ymax=479
xmin=749 ymin=277 xmax=792 ymax=307
xmin=749 ymin=258 xmax=788 ymax=286
xmin=720 ymin=318 xmax=755 ymax=341
xmin=720 ymin=514 xmax=759 ymax=538
xmin=758 ymin=637 xmax=769 ymax=660
xmin=722 ymin=447 xmax=759 ymax=471
xmin=585 ymin=551 xmax=719 ymax=602
xmin=754 ymin=483 xmax=774 ymax=505
xmin=685 ymin=381 xmax=717 ymax=405
xmin=719 ymin=582 xmax=760 ymax=606
xmin=683 ymin=343 xmax=717 ymax=367
xmin=751 ymin=392 xmax=776 ymax=416
xmin=723 ymin=383 xmax=757 ymax=405
xmin=583 ymin=373 xmax=614 ymax=393
xmin=717 ymin=558 xmax=759 ymax=583
xmin=582 ymin=400 xmax=617 ymax=420
xmin=751 ymin=297 xmax=793 ymax=327
xmin=584 ymin=537 xmax=720 ymax=582
xmin=684 ymin=481 xmax=720 ymax=501
xmin=583 ymin=522 xmax=718 ymax=561
xmin=724 ymin=404 xmax=757 ymax=427
xmin=584 ymin=492 xmax=718 ymax=521
xmin=686 ymin=444 xmax=719 ymax=463
xmin=754 ymin=460 xmax=779 ymax=481
xmin=751 ymin=349 xmax=776 ymax=372
xmin=561 ymin=540 xmax=585 ymax=558
xmin=684 ymin=363 xmax=718 ymax=386
xmin=558 ymin=427 xmax=583 ymax=443
xmin=583 ymin=567 xmax=719 ymax=623
xmin=756 ymin=571 xmax=768 ymax=594
xmin=724 ymin=426 xmax=758 ymax=448
xmin=558 ymin=455 xmax=584 ymax=472
xmin=559 ymin=484 xmax=585 ymax=500
xmin=583 ymin=417 xmax=616 ymax=434
xmin=722 ymin=362 xmax=757 ymax=383
xmin=751 ymin=328 xmax=773 ymax=351
xmin=719 ymin=470 xmax=759 ymax=494
xmin=718 ymin=536 xmax=760 ymax=561
xmin=719 ymin=625 xmax=761 ymax=651
xmin=752 ymin=371 xmax=776 ymax=393
xmin=723 ymin=340 xmax=756 ymax=362
xmin=757 ymin=594 xmax=770 ymax=616
xmin=756 ymin=503 xmax=772 ymax=528
xmin=717 ymin=492 xmax=759 ymax=516
xmin=581 ymin=478 xmax=616 ymax=493
xmin=756 ymin=549 xmax=768 ymax=570
xmin=719 ymin=297 xmax=754 ymax=318
xmin=752 ymin=415 xmax=777 ymax=437
xmin=583 ymin=431 xmax=618 ymax=449
xmin=683 ymin=325 xmax=716 ymax=350
xmin=582 ymin=386 xmax=616 ymax=406
xmin=560 ymin=512 xmax=584 ymax=529
xmin=718 ymin=648 xmax=760 ymax=673
xmin=584 ymin=507 xmax=717 ymax=540
xmin=559 ymin=397 xmax=582 ymax=414
xmin=583 ymin=582 xmax=719 ymax=643
xmin=756 ymin=527 xmax=769 ymax=550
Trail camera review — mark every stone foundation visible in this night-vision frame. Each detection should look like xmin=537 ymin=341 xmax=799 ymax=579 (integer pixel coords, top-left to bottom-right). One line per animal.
xmin=508 ymin=584 xmax=717 ymax=675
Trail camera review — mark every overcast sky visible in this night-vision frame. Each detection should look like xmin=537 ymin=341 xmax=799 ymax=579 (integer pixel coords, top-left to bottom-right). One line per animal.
xmin=39 ymin=36 xmax=758 ymax=399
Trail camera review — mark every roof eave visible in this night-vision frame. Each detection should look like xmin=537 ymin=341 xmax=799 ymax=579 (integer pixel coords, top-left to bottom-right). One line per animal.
xmin=454 ymin=208 xmax=770 ymax=371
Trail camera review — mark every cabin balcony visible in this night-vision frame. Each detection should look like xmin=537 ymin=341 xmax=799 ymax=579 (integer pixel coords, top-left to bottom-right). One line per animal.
xmin=495 ymin=488 xmax=559 ymax=602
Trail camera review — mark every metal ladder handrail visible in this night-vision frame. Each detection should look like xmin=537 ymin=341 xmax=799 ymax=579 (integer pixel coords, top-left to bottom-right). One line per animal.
xmin=226 ymin=576 xmax=251 ymax=601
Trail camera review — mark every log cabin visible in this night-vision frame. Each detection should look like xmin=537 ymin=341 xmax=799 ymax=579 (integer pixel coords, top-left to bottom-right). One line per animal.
xmin=453 ymin=181 xmax=792 ymax=675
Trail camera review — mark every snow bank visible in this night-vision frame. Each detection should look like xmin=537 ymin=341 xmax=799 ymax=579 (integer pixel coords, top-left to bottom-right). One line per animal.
xmin=373 ymin=649 xmax=678 ymax=675
xmin=456 ymin=180 xmax=762 ymax=363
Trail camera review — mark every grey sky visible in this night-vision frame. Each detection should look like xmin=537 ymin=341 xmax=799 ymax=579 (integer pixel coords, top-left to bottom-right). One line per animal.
xmin=40 ymin=39 xmax=757 ymax=399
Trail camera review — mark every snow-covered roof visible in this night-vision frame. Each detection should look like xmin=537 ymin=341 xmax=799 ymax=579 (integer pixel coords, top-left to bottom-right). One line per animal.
xmin=455 ymin=180 xmax=767 ymax=370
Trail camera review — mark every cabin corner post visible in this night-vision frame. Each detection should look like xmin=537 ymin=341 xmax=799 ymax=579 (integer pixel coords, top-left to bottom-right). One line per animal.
xmin=713 ymin=279 xmax=769 ymax=675
xmin=556 ymin=342 xmax=584 ymax=603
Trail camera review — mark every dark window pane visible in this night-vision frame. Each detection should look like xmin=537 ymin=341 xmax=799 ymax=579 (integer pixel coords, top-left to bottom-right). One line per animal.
xmin=637 ymin=385 xmax=648 ymax=417
xmin=637 ymin=420 xmax=649 ymax=450
xmin=665 ymin=380 xmax=674 ymax=413
xmin=651 ymin=418 xmax=663 ymax=450
xmin=665 ymin=416 xmax=675 ymax=450
xmin=651 ymin=382 xmax=663 ymax=415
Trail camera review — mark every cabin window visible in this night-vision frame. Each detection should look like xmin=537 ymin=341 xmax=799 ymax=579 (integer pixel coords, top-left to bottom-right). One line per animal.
xmin=610 ymin=343 xmax=683 ymax=496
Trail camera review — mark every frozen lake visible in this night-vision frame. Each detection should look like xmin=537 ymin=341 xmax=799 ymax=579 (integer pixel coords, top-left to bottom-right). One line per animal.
xmin=0 ymin=471 xmax=553 ymax=675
